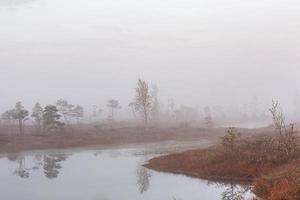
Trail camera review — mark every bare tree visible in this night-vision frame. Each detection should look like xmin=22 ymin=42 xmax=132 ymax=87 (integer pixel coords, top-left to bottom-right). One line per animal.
xmin=269 ymin=100 xmax=286 ymax=136
xmin=269 ymin=100 xmax=297 ymax=159
xmin=107 ymin=99 xmax=121 ymax=124
xmin=134 ymin=79 xmax=152 ymax=126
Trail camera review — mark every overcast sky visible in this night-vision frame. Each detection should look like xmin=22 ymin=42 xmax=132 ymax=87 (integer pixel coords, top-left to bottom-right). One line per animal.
xmin=0 ymin=0 xmax=300 ymax=115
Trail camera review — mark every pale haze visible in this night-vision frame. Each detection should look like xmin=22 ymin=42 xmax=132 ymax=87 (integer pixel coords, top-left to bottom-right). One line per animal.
xmin=0 ymin=0 xmax=300 ymax=117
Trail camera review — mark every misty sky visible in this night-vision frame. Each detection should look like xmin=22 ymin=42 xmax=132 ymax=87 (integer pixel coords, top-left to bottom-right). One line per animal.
xmin=0 ymin=0 xmax=300 ymax=115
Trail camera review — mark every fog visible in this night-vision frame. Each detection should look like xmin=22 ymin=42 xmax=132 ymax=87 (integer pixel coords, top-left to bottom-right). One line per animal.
xmin=1 ymin=2 xmax=300 ymax=199
xmin=1 ymin=0 xmax=300 ymax=121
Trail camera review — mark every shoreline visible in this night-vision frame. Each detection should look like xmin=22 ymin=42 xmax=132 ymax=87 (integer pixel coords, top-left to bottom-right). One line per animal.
xmin=145 ymin=145 xmax=300 ymax=200
xmin=144 ymin=165 xmax=256 ymax=183
xmin=0 ymin=125 xmax=277 ymax=154
xmin=0 ymin=127 xmax=228 ymax=154
xmin=0 ymin=138 xmax=213 ymax=157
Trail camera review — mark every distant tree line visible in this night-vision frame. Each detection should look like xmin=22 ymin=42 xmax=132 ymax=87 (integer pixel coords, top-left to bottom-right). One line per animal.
xmin=0 ymin=78 xmax=278 ymax=135
xmin=1 ymin=100 xmax=84 ymax=135
xmin=0 ymin=78 xmax=158 ymax=134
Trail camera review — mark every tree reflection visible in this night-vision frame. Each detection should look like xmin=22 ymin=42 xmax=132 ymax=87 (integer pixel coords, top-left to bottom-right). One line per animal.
xmin=8 ymin=153 xmax=69 ymax=179
xmin=221 ymin=184 xmax=250 ymax=200
xmin=43 ymin=154 xmax=68 ymax=179
xmin=108 ymin=150 xmax=121 ymax=158
xmin=207 ymin=181 xmax=252 ymax=200
xmin=136 ymin=166 xmax=152 ymax=194
xmin=7 ymin=154 xmax=19 ymax=162
xmin=170 ymin=182 xmax=252 ymax=200
xmin=32 ymin=154 xmax=44 ymax=170
xmin=14 ymin=155 xmax=30 ymax=178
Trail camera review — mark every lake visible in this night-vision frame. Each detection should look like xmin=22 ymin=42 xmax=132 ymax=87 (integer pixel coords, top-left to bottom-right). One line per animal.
xmin=0 ymin=142 xmax=255 ymax=200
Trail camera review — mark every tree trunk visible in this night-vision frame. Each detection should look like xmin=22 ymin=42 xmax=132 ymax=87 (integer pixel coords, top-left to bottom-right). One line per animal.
xmin=143 ymin=106 xmax=148 ymax=129
xmin=111 ymin=108 xmax=114 ymax=123
xmin=18 ymin=119 xmax=23 ymax=135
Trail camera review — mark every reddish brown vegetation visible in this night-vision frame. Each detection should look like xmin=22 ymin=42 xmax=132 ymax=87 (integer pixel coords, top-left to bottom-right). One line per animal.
xmin=146 ymin=129 xmax=300 ymax=200
xmin=255 ymin=161 xmax=300 ymax=200
xmin=146 ymin=147 xmax=273 ymax=182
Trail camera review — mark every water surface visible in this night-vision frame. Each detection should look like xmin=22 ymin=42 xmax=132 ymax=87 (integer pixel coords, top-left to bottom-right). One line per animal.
xmin=0 ymin=143 xmax=254 ymax=200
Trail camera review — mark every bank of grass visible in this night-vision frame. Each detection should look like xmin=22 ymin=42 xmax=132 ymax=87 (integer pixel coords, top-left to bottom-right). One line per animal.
xmin=145 ymin=129 xmax=300 ymax=200
xmin=0 ymin=126 xmax=223 ymax=154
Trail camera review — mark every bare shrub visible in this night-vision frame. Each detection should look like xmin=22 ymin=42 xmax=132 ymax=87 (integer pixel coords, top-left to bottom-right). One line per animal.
xmin=242 ymin=136 xmax=278 ymax=164
xmin=269 ymin=100 xmax=298 ymax=160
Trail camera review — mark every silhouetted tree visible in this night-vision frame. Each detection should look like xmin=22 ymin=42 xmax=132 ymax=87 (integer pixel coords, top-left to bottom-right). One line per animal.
xmin=135 ymin=79 xmax=152 ymax=126
xmin=166 ymin=98 xmax=176 ymax=122
xmin=90 ymin=105 xmax=102 ymax=123
xmin=1 ymin=110 xmax=14 ymax=122
xmin=56 ymin=99 xmax=74 ymax=125
xmin=31 ymin=102 xmax=43 ymax=132
xmin=107 ymin=99 xmax=121 ymax=124
xmin=1 ymin=109 xmax=15 ymax=134
xmin=174 ymin=105 xmax=197 ymax=125
xmin=12 ymin=102 xmax=29 ymax=135
xmin=128 ymin=102 xmax=138 ymax=121
xmin=72 ymin=105 xmax=84 ymax=123
xmin=43 ymin=105 xmax=64 ymax=132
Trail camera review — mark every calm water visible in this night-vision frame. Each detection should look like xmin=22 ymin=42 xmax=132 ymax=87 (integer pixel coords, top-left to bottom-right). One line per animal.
xmin=0 ymin=143 xmax=254 ymax=200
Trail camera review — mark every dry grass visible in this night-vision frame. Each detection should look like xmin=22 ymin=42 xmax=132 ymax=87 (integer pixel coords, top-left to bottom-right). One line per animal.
xmin=0 ymin=126 xmax=224 ymax=153
xmin=145 ymin=131 xmax=300 ymax=200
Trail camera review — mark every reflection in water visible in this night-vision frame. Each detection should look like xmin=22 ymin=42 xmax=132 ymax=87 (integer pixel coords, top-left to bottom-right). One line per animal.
xmin=171 ymin=183 xmax=252 ymax=200
xmin=93 ymin=151 xmax=102 ymax=157
xmin=7 ymin=154 xmax=19 ymax=162
xmin=2 ymin=149 xmax=255 ymax=200
xmin=221 ymin=184 xmax=250 ymax=200
xmin=7 ymin=153 xmax=69 ymax=179
xmin=14 ymin=156 xmax=30 ymax=178
xmin=32 ymin=154 xmax=44 ymax=170
xmin=43 ymin=154 xmax=68 ymax=179
xmin=108 ymin=150 xmax=121 ymax=158
xmin=208 ymin=181 xmax=252 ymax=200
xmin=136 ymin=166 xmax=152 ymax=194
